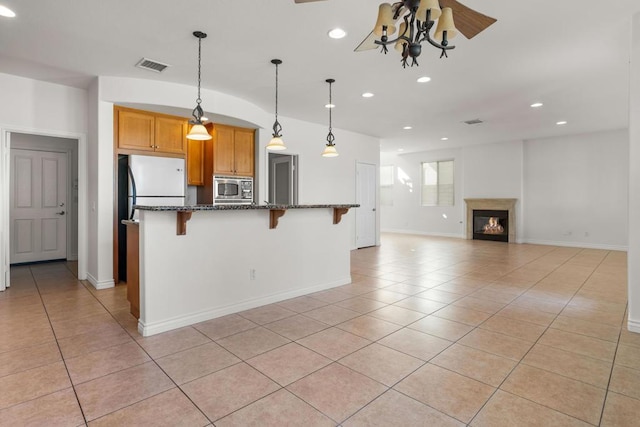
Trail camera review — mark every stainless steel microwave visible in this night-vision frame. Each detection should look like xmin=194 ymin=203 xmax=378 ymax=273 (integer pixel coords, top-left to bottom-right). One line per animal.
xmin=213 ymin=176 xmax=253 ymax=204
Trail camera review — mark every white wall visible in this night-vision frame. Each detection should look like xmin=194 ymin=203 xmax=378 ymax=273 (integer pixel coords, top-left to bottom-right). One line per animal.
xmin=380 ymin=131 xmax=628 ymax=250
xmin=0 ymin=73 xmax=88 ymax=286
xmin=139 ymin=208 xmax=352 ymax=336
xmin=88 ymin=77 xmax=379 ymax=286
xmin=628 ymin=13 xmax=640 ymax=332
xmin=523 ymin=129 xmax=628 ymax=250
xmin=381 ymin=141 xmax=523 ymax=239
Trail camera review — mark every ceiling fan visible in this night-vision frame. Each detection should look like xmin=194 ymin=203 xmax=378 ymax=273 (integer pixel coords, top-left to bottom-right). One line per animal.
xmin=293 ymin=0 xmax=496 ymax=51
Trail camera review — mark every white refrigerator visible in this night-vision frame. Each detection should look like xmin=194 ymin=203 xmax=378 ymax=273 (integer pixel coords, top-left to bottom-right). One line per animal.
xmin=128 ymin=155 xmax=185 ymax=220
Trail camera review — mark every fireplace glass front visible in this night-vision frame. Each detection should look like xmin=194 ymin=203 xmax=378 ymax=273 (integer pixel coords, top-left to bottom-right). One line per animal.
xmin=473 ymin=209 xmax=508 ymax=242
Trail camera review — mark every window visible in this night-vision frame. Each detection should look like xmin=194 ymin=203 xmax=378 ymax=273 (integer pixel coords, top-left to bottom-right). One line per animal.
xmin=421 ymin=160 xmax=454 ymax=206
xmin=380 ymin=165 xmax=394 ymax=206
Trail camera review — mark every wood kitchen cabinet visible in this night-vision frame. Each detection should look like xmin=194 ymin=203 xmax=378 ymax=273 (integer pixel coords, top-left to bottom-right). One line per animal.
xmin=115 ymin=106 xmax=187 ymax=156
xmin=124 ymin=221 xmax=140 ymax=319
xmin=212 ymin=124 xmax=255 ymax=177
xmin=197 ymin=123 xmax=256 ymax=203
xmin=187 ymin=138 xmax=205 ymax=186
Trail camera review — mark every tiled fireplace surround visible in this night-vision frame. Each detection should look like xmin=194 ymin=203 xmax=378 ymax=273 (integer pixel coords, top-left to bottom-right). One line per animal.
xmin=465 ymin=198 xmax=517 ymax=243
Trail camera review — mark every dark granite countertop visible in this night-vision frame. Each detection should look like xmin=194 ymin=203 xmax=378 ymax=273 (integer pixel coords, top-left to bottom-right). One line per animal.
xmin=133 ymin=204 xmax=359 ymax=211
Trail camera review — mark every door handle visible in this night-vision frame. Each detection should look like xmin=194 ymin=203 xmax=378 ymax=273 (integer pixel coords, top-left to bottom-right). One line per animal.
xmin=56 ymin=211 xmax=66 ymax=216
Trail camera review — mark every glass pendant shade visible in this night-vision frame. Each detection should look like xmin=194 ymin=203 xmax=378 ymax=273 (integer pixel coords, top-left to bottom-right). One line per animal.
xmin=322 ymin=144 xmax=339 ymax=157
xmin=266 ymin=136 xmax=286 ymax=150
xmin=395 ymin=22 xmax=409 ymax=52
xmin=434 ymin=7 xmax=458 ymax=41
xmin=416 ymin=0 xmax=441 ymax=22
xmin=374 ymin=3 xmax=396 ymax=37
xmin=187 ymin=123 xmax=212 ymax=140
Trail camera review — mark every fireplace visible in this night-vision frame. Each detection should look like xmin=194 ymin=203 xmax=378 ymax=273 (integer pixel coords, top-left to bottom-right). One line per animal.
xmin=473 ymin=210 xmax=509 ymax=242
xmin=464 ymin=198 xmax=517 ymax=243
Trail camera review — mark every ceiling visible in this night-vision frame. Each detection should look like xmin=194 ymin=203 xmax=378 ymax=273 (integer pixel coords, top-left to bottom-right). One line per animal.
xmin=1 ymin=0 xmax=639 ymax=153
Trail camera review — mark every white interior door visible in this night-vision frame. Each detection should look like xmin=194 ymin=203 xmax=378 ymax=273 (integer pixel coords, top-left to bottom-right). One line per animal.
xmin=356 ymin=162 xmax=377 ymax=248
xmin=10 ymin=149 xmax=68 ymax=264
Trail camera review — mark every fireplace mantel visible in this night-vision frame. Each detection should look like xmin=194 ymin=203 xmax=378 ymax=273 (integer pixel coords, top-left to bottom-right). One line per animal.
xmin=464 ymin=198 xmax=517 ymax=242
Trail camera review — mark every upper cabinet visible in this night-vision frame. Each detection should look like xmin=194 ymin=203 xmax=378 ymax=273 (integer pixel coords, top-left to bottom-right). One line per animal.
xmin=213 ymin=124 xmax=255 ymax=177
xmin=115 ymin=106 xmax=187 ymax=156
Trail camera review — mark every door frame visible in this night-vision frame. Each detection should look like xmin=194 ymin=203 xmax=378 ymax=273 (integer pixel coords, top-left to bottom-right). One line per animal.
xmin=355 ymin=161 xmax=379 ymax=248
xmin=0 ymin=126 xmax=88 ymax=290
xmin=10 ymin=148 xmax=70 ymax=264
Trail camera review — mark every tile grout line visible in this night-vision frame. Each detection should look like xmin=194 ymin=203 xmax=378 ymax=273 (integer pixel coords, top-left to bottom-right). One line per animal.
xmin=467 ymin=246 xmax=612 ymax=426
xmin=28 ymin=263 xmax=89 ymax=426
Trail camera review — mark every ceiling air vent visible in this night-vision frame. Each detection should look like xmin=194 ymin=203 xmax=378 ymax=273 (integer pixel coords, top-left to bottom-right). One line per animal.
xmin=135 ymin=58 xmax=170 ymax=73
xmin=464 ymin=119 xmax=484 ymax=125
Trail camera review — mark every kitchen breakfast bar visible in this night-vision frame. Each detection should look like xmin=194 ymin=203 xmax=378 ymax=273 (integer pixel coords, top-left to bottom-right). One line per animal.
xmin=125 ymin=204 xmax=358 ymax=336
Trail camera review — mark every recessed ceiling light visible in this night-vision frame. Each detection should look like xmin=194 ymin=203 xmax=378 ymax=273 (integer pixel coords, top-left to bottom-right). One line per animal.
xmin=328 ymin=28 xmax=347 ymax=39
xmin=556 ymin=121 xmax=567 ymax=125
xmin=530 ymin=102 xmax=543 ymax=108
xmin=441 ymin=137 xmax=449 ymax=141
xmin=403 ymin=126 xmax=412 ymax=130
xmin=325 ymin=103 xmax=335 ymax=109
xmin=0 ymin=5 xmax=16 ymax=17
xmin=398 ymin=148 xmax=404 ymax=152
xmin=362 ymin=92 xmax=374 ymax=98
xmin=417 ymin=76 xmax=431 ymax=83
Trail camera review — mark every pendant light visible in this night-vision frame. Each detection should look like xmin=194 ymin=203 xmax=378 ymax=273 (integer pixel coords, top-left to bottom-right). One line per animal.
xmin=266 ymin=59 xmax=286 ymax=150
xmin=322 ymin=79 xmax=339 ymax=157
xmin=186 ymin=31 xmax=212 ymax=141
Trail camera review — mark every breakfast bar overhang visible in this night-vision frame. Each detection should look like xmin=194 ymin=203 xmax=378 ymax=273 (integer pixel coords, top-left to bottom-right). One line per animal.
xmin=134 ymin=204 xmax=358 ymax=336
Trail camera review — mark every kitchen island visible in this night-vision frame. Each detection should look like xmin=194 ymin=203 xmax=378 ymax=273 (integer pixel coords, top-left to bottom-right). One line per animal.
xmin=133 ymin=204 xmax=358 ymax=336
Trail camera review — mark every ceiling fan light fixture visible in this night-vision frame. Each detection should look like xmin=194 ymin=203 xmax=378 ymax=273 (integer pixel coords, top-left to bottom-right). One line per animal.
xmin=394 ymin=22 xmax=409 ymax=52
xmin=186 ymin=31 xmax=212 ymax=141
xmin=417 ymin=0 xmax=441 ymax=22
xmin=434 ymin=7 xmax=458 ymax=42
xmin=374 ymin=3 xmax=396 ymax=37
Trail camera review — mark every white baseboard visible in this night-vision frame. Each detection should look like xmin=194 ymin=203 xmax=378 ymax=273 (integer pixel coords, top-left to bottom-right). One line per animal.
xmin=86 ymin=273 xmax=115 ymax=290
xmin=139 ymin=276 xmax=352 ymax=337
xmin=628 ymin=319 xmax=640 ymax=334
xmin=381 ymin=229 xmax=465 ymax=239
xmin=521 ymin=239 xmax=628 ymax=252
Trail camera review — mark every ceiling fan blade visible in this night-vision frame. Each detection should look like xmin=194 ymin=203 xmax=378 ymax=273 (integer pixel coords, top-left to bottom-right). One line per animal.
xmin=355 ymin=31 xmax=379 ymax=52
xmin=439 ymin=0 xmax=497 ymax=39
xmin=294 ymin=0 xmax=326 ymax=3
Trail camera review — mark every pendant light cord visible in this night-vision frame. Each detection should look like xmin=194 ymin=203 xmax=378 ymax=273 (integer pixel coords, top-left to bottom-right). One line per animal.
xmin=196 ymin=35 xmax=202 ymax=106
xmin=274 ymin=61 xmax=279 ymax=121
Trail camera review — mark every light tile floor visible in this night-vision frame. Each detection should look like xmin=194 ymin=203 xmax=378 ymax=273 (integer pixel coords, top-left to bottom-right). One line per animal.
xmin=1 ymin=234 xmax=639 ymax=426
